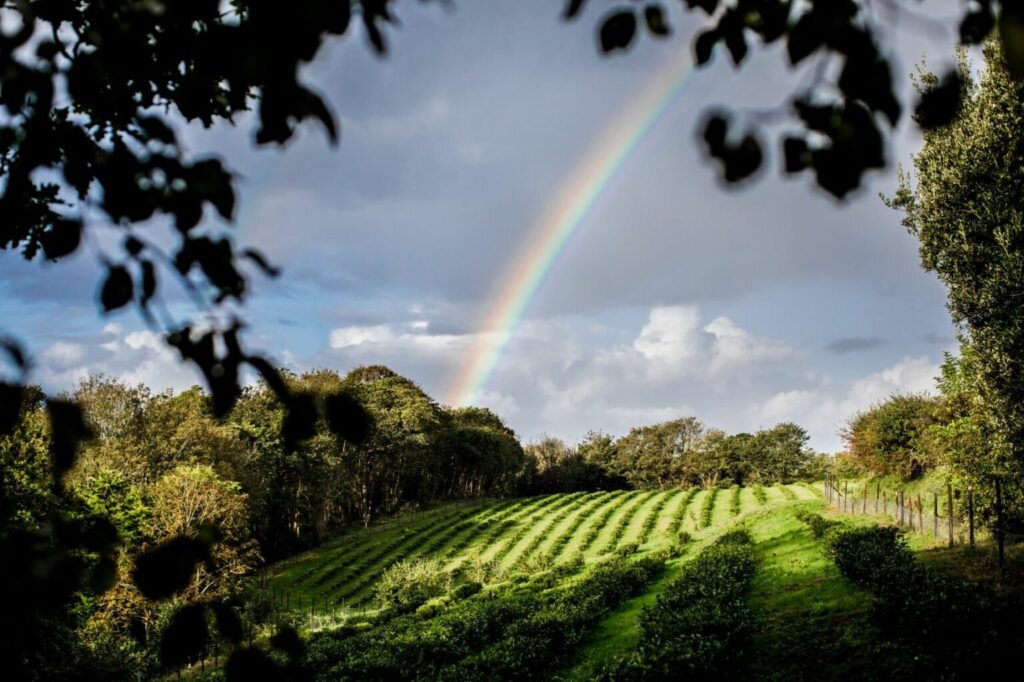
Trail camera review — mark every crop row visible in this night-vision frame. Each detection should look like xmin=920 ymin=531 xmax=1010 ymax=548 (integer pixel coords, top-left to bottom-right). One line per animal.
xmin=304 ymin=551 xmax=665 ymax=681
xmin=486 ymin=493 xmax=586 ymax=568
xmin=599 ymin=491 xmax=656 ymax=555
xmin=667 ymin=488 xmax=698 ymax=537
xmin=635 ymin=491 xmax=672 ymax=547
xmin=505 ymin=492 xmax=601 ymax=572
xmin=699 ymin=487 xmax=718 ymax=528
xmin=439 ymin=498 xmax=531 ymax=561
xmin=730 ymin=484 xmax=742 ymax=516
xmin=752 ymin=483 xmax=768 ymax=505
xmin=603 ymin=529 xmax=757 ymax=679
xmin=575 ymin=491 xmax=634 ymax=555
xmin=540 ymin=491 xmax=615 ymax=564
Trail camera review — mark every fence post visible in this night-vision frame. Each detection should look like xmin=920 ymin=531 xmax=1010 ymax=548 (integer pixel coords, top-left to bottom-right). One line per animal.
xmin=917 ymin=494 xmax=923 ymax=532
xmin=897 ymin=491 xmax=903 ymax=525
xmin=875 ymin=482 xmax=880 ymax=513
xmin=883 ymin=489 xmax=887 ymax=515
xmin=844 ymin=482 xmax=849 ymax=513
xmin=968 ymin=485 xmax=975 ymax=548
xmin=933 ymin=492 xmax=939 ymax=537
xmin=863 ymin=486 xmax=868 ymax=514
xmin=946 ymin=483 xmax=954 ymax=547
xmin=995 ymin=477 xmax=1005 ymax=573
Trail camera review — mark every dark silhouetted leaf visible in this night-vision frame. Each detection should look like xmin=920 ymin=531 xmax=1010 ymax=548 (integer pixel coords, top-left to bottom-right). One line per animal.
xmin=160 ymin=603 xmax=208 ymax=669
xmin=100 ymin=265 xmax=133 ymax=312
xmin=644 ymin=5 xmax=670 ymax=37
xmin=211 ymin=602 xmax=243 ymax=645
xmin=599 ymin=10 xmax=637 ymax=53
xmin=1 ymin=338 xmax=26 ymax=371
xmin=89 ymin=555 xmax=118 ymax=593
xmin=326 ymin=391 xmax=372 ymax=443
xmin=283 ymin=392 xmax=318 ymax=450
xmin=0 ymin=382 xmax=25 ymax=434
xmin=270 ymin=626 xmax=303 ymax=660
xmin=960 ymin=7 xmax=995 ymax=45
xmin=787 ymin=12 xmax=823 ymax=66
xmin=914 ymin=69 xmax=964 ymax=130
xmin=695 ymin=29 xmax=719 ymax=65
xmin=783 ymin=137 xmax=810 ymax=173
xmin=124 ymin=235 xmax=144 ymax=256
xmin=226 ymin=648 xmax=281 ymax=681
xmin=40 ymin=219 xmax=82 ymax=260
xmin=563 ymin=0 xmax=589 ymax=20
xmin=133 ymin=535 xmax=205 ymax=600
xmin=47 ymin=399 xmax=92 ymax=476
xmin=140 ymin=260 xmax=157 ymax=305
xmin=1000 ymin=7 xmax=1024 ymax=78
xmin=247 ymin=355 xmax=291 ymax=401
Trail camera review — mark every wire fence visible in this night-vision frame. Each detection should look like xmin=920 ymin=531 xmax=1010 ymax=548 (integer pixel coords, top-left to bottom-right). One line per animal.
xmin=823 ymin=475 xmax=977 ymax=547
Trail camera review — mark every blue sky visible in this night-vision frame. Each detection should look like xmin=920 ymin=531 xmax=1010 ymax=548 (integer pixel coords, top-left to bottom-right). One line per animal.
xmin=0 ymin=1 xmax=962 ymax=451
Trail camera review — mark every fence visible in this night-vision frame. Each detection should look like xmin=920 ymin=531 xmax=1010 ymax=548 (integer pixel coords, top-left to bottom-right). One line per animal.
xmin=823 ymin=474 xmax=979 ymax=548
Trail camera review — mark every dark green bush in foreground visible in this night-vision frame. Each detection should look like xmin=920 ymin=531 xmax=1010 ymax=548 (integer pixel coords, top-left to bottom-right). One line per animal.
xmin=603 ymin=529 xmax=757 ymax=680
xmin=820 ymin=523 xmax=1024 ymax=676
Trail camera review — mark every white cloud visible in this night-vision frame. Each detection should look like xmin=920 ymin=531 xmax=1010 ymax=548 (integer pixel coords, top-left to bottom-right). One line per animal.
xmin=329 ymin=325 xmax=397 ymax=349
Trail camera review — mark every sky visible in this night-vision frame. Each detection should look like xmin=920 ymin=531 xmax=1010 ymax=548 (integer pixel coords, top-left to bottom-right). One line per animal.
xmin=0 ymin=1 xmax=964 ymax=452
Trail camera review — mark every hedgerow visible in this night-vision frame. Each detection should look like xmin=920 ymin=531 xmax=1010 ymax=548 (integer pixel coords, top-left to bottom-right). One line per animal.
xmin=600 ymin=491 xmax=655 ymax=555
xmin=822 ymin=524 xmax=1023 ymax=676
xmin=752 ymin=483 xmax=768 ymax=505
xmin=729 ymin=484 xmax=742 ymax=516
xmin=667 ymin=488 xmax=698 ymax=537
xmin=576 ymin=491 xmax=631 ymax=555
xmin=541 ymin=492 xmax=614 ymax=564
xmin=636 ymin=491 xmax=672 ymax=546
xmin=602 ymin=529 xmax=757 ymax=680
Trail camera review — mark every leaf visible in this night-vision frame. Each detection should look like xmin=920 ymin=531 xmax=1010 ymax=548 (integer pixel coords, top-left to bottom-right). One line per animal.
xmin=999 ymin=7 xmax=1024 ymax=79
xmin=190 ymin=159 xmax=235 ymax=221
xmin=40 ymin=219 xmax=82 ymax=260
xmin=140 ymin=260 xmax=157 ymax=305
xmin=914 ymin=69 xmax=964 ymax=130
xmin=89 ymin=555 xmax=118 ymax=594
xmin=100 ymin=265 xmax=133 ymax=312
xmin=960 ymin=8 xmax=995 ymax=45
xmin=364 ymin=14 xmax=387 ymax=55
xmin=136 ymin=115 xmax=176 ymax=144
xmin=598 ymin=10 xmax=637 ymax=54
xmin=783 ymin=136 xmax=810 ymax=173
xmin=325 ymin=391 xmax=372 ymax=444
xmin=0 ymin=338 xmax=26 ymax=371
xmin=211 ymin=602 xmax=243 ymax=645
xmin=694 ymin=29 xmax=719 ymax=65
xmin=247 ymin=356 xmax=291 ymax=401
xmin=47 ymin=399 xmax=92 ymax=477
xmin=0 ymin=382 xmax=25 ymax=434
xmin=723 ymin=24 xmax=748 ymax=66
xmin=787 ymin=12 xmax=823 ymax=66
xmin=644 ymin=5 xmax=671 ymax=37
xmin=270 ymin=626 xmax=303 ymax=660
xmin=282 ymin=392 xmax=318 ymax=450
xmin=132 ymin=535 xmax=205 ymax=600
xmin=562 ymin=0 xmax=588 ymax=20
xmin=226 ymin=648 xmax=281 ymax=681
xmin=160 ymin=604 xmax=208 ymax=669
xmin=723 ymin=134 xmax=762 ymax=183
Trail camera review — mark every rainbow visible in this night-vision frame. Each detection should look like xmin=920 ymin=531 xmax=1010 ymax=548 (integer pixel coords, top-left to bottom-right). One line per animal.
xmin=447 ymin=47 xmax=704 ymax=407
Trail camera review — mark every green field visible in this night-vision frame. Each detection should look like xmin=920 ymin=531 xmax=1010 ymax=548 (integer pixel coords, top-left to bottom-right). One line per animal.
xmin=248 ymin=483 xmax=1020 ymax=681
xmin=268 ymin=484 xmax=819 ymax=613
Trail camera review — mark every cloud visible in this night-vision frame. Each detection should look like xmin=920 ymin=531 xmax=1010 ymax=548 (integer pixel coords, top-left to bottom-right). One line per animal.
xmin=825 ymin=336 xmax=888 ymax=354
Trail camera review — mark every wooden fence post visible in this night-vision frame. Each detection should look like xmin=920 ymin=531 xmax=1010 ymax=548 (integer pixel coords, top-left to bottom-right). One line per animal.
xmin=933 ymin=492 xmax=939 ymax=537
xmin=947 ymin=483 xmax=954 ymax=547
xmin=844 ymin=482 xmax=849 ymax=513
xmin=917 ymin=494 xmax=923 ymax=532
xmin=863 ymin=486 xmax=868 ymax=514
xmin=968 ymin=485 xmax=975 ymax=548
xmin=995 ymin=477 xmax=1005 ymax=572
xmin=875 ymin=482 xmax=880 ymax=513
xmin=897 ymin=491 xmax=903 ymax=526
xmin=883 ymin=489 xmax=887 ymax=515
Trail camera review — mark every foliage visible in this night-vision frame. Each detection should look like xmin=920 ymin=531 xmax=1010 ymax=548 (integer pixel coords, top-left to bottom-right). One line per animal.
xmin=822 ymin=523 xmax=1023 ymax=675
xmin=602 ymin=529 xmax=757 ymax=679
xmin=374 ymin=558 xmax=453 ymax=614
xmin=842 ymin=393 xmax=941 ymax=479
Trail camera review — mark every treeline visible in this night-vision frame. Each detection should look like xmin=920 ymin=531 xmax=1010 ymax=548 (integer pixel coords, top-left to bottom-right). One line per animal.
xmin=521 ymin=418 xmax=823 ymax=493
xmin=841 ymin=346 xmax=1023 ymax=531
xmin=0 ymin=365 xmax=525 ymax=679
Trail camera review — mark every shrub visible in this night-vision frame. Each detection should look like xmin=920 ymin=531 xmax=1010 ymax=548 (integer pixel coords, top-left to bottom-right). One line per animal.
xmin=794 ymin=509 xmax=839 ymax=539
xmin=451 ymin=582 xmax=483 ymax=600
xmin=603 ymin=530 xmax=757 ymax=679
xmin=699 ymin=487 xmax=719 ymax=528
xmin=374 ymin=558 xmax=452 ymax=613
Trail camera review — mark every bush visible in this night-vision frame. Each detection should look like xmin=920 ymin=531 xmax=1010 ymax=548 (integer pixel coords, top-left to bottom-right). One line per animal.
xmin=794 ymin=509 xmax=839 ymax=539
xmin=374 ymin=558 xmax=452 ymax=613
xmin=451 ymin=581 xmax=483 ymax=600
xmin=603 ymin=530 xmax=757 ymax=679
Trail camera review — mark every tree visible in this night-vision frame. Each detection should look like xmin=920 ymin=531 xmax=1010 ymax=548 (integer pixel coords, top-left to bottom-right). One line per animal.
xmin=887 ymin=40 xmax=1024 ymax=480
xmin=753 ymin=422 xmax=813 ymax=483
xmin=842 ymin=394 xmax=940 ymax=479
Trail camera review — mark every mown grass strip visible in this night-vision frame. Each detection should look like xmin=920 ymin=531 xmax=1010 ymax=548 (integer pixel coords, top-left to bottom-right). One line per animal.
xmin=667 ymin=488 xmax=698 ymax=538
xmin=565 ymin=491 xmax=632 ymax=558
xmin=504 ymin=493 xmax=597 ymax=572
xmin=598 ymin=491 xmax=656 ymax=555
xmin=486 ymin=493 xmax=585 ymax=567
xmin=635 ymin=491 xmax=673 ymax=547
xmin=541 ymin=491 xmax=615 ymax=564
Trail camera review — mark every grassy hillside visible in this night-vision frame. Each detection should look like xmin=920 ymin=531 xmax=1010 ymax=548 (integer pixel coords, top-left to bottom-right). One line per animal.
xmin=269 ymin=484 xmax=818 ymax=615
xmin=226 ymin=483 xmax=1021 ymax=681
